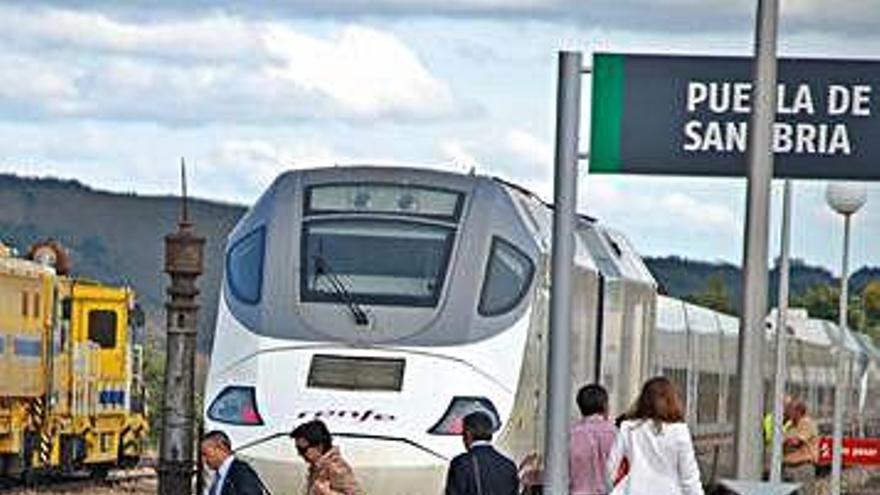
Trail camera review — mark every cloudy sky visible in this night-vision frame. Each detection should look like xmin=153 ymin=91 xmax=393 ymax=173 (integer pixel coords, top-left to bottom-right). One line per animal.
xmin=2 ymin=1 xmax=880 ymax=273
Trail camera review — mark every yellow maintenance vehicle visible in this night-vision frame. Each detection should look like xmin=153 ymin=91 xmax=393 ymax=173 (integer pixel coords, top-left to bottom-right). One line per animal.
xmin=0 ymin=240 xmax=148 ymax=479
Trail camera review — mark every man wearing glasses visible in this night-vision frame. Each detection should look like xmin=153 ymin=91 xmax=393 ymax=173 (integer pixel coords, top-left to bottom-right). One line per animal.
xmin=291 ymin=419 xmax=364 ymax=495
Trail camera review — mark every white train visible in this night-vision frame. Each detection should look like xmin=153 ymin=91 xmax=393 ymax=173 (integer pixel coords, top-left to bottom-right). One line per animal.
xmin=654 ymin=296 xmax=880 ymax=478
xmin=203 ymin=166 xmax=880 ymax=494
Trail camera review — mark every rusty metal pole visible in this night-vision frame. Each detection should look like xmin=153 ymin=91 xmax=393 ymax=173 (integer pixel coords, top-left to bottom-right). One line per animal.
xmin=159 ymin=160 xmax=205 ymax=495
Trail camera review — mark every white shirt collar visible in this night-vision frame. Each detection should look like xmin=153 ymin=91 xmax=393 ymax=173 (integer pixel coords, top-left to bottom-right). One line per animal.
xmin=470 ymin=440 xmax=492 ymax=449
xmin=217 ymin=454 xmax=235 ymax=480
xmin=217 ymin=454 xmax=235 ymax=493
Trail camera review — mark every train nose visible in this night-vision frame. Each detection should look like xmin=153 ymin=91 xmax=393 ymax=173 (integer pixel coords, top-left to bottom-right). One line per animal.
xmin=247 ymin=348 xmax=511 ymax=440
xmin=237 ymin=431 xmax=448 ymax=495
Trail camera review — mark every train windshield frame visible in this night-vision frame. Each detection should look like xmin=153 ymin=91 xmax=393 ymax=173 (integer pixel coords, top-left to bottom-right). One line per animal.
xmin=300 ymin=218 xmax=455 ymax=307
xmin=300 ymin=183 xmax=463 ymax=308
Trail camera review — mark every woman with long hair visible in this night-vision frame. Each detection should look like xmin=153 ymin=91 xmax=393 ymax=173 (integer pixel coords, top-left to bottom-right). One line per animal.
xmin=606 ymin=376 xmax=704 ymax=495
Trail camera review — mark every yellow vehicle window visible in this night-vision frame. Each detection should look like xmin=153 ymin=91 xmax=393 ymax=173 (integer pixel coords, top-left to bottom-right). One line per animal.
xmin=88 ymin=310 xmax=117 ymax=348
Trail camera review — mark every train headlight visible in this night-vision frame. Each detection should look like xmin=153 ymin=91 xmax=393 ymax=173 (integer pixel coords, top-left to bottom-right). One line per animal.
xmin=427 ymin=397 xmax=500 ymax=435
xmin=207 ymin=386 xmax=264 ymax=426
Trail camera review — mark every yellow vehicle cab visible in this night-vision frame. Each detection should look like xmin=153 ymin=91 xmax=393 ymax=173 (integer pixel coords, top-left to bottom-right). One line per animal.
xmin=0 ymin=240 xmax=148 ymax=478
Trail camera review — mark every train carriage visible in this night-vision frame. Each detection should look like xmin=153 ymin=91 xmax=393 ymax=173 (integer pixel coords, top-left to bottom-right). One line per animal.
xmin=654 ymin=296 xmax=880 ymax=480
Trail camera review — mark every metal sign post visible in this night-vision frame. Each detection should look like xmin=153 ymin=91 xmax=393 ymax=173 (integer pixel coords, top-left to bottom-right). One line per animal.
xmin=544 ymin=50 xmax=582 ymax=495
xmin=735 ymin=0 xmax=780 ymax=480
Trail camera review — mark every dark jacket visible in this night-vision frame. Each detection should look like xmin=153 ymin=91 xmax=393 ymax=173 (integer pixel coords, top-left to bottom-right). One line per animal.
xmin=219 ymin=458 xmax=268 ymax=495
xmin=445 ymin=445 xmax=519 ymax=495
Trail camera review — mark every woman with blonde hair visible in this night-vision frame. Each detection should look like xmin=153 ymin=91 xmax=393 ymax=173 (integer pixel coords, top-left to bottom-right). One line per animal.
xmin=606 ymin=376 xmax=704 ymax=495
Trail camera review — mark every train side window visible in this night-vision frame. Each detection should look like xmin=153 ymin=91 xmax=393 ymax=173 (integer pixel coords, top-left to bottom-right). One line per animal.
xmin=726 ymin=375 xmax=738 ymax=423
xmin=818 ymin=386 xmax=834 ymax=417
xmin=663 ymin=367 xmax=688 ymax=411
xmin=478 ymin=238 xmax=534 ymax=316
xmin=88 ymin=310 xmax=118 ymax=349
xmin=226 ymin=227 xmax=266 ymax=305
xmin=697 ymin=372 xmax=720 ymax=423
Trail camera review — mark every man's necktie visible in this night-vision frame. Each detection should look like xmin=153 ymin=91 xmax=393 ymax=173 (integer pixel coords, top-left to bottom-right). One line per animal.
xmin=209 ymin=473 xmax=221 ymax=495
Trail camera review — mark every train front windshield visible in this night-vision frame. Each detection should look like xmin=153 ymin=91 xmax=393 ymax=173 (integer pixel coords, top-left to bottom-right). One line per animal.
xmin=301 ymin=183 xmax=463 ymax=307
xmin=302 ymin=220 xmax=454 ymax=306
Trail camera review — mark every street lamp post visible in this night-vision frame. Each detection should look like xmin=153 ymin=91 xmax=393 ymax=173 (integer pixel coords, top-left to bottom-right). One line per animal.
xmin=825 ymin=182 xmax=867 ymax=495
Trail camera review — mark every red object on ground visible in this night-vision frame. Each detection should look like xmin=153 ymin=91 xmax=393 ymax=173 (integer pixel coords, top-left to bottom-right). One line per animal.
xmin=816 ymin=437 xmax=880 ymax=466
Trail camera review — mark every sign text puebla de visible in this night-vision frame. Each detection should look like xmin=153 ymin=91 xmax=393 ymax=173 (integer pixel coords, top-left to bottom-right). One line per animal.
xmin=590 ymin=53 xmax=880 ymax=179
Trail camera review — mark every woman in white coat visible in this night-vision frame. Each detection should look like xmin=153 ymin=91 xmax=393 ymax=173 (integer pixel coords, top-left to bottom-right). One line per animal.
xmin=606 ymin=376 xmax=704 ymax=495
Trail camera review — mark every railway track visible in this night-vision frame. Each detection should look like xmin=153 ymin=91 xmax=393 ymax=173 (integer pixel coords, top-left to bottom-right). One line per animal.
xmin=0 ymin=467 xmax=156 ymax=493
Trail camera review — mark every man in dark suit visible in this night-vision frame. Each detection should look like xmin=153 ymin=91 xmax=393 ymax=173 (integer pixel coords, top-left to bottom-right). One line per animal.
xmin=445 ymin=411 xmax=519 ymax=495
xmin=201 ymin=430 xmax=268 ymax=495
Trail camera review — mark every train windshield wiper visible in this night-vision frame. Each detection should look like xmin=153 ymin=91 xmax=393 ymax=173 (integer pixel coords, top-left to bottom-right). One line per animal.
xmin=312 ymin=255 xmax=369 ymax=326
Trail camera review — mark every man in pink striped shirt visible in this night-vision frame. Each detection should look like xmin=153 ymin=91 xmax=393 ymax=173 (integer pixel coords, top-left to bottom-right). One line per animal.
xmin=569 ymin=384 xmax=617 ymax=495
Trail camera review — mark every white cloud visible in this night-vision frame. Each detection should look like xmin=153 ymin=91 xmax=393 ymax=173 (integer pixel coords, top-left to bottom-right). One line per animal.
xmin=659 ymin=192 xmax=738 ymax=232
xmin=579 ymin=178 xmax=744 ymax=262
xmin=202 ymin=139 xmax=506 ymax=203
xmin=439 ymin=140 xmax=482 ymax=171
xmin=262 ymin=24 xmax=457 ymax=120
xmin=0 ymin=55 xmax=80 ymax=114
xmin=0 ymin=7 xmax=264 ymax=62
xmin=0 ymin=6 xmax=459 ymax=124
xmin=584 ymin=179 xmax=739 ymax=234
xmin=204 ymin=138 xmax=460 ymax=200
xmin=4 ymin=2 xmax=880 ymax=271
xmin=505 ymin=129 xmax=551 ymax=170
xmin=209 ymin=139 xmax=344 ymax=189
xmin=432 ymin=129 xmax=556 ymax=200
xmin=7 ymin=1 xmax=880 ymax=38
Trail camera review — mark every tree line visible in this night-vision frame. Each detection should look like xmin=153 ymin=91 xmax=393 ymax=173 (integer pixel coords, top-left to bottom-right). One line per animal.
xmin=680 ymin=273 xmax=880 ymax=343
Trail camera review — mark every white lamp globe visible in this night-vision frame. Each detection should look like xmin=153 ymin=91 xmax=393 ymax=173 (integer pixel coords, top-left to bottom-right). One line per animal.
xmin=826 ymin=182 xmax=867 ymax=216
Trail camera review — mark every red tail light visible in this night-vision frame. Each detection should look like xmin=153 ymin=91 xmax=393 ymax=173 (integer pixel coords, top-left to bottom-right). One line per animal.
xmin=207 ymin=386 xmax=265 ymax=426
xmin=427 ymin=397 xmax=500 ymax=435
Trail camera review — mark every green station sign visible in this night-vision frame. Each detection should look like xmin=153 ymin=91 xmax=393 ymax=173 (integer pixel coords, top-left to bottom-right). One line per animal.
xmin=590 ymin=53 xmax=880 ymax=179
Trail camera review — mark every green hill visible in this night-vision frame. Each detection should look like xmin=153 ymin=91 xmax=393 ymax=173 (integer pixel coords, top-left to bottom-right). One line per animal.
xmin=645 ymin=255 xmax=880 ymax=322
xmin=645 ymin=255 xmax=844 ymax=310
xmin=0 ymin=174 xmax=245 ymax=351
